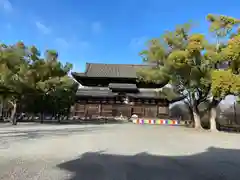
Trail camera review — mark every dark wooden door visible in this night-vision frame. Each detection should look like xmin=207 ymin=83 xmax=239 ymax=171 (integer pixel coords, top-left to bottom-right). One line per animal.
xmin=114 ymin=105 xmax=131 ymax=118
xmin=132 ymin=106 xmax=144 ymax=118
xmin=144 ymin=105 xmax=158 ymax=118
xmin=85 ymin=104 xmax=101 ymax=118
xmin=74 ymin=103 xmax=85 ymax=117
xmin=101 ymin=105 xmax=113 ymax=117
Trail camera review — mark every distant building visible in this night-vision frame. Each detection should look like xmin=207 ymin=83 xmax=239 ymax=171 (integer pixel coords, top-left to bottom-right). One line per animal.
xmin=71 ymin=63 xmax=178 ymax=119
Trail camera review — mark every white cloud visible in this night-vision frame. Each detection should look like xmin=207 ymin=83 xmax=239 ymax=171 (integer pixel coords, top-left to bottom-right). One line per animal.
xmin=0 ymin=0 xmax=13 ymax=12
xmin=129 ymin=36 xmax=148 ymax=49
xmin=35 ymin=21 xmax=51 ymax=34
xmin=91 ymin=21 xmax=102 ymax=34
xmin=55 ymin=38 xmax=69 ymax=48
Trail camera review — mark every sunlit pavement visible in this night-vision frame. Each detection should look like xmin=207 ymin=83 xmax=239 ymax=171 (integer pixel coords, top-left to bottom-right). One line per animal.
xmin=0 ymin=123 xmax=240 ymax=180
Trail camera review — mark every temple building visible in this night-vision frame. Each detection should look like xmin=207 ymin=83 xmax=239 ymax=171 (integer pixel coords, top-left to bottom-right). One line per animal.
xmin=71 ymin=63 xmax=179 ymax=119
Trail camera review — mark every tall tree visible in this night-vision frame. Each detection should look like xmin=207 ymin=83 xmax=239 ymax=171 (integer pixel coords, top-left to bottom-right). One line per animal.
xmin=139 ymin=24 xmax=210 ymax=129
xmin=31 ymin=49 xmax=78 ymax=121
xmin=0 ymin=42 xmax=35 ymax=124
xmin=140 ymin=15 xmax=240 ymax=131
xmin=205 ymin=14 xmax=240 ymax=131
xmin=0 ymin=42 xmax=78 ymax=124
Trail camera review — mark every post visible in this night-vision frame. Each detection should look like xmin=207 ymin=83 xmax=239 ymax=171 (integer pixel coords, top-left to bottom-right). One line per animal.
xmin=0 ymin=98 xmax=3 ymax=121
xmin=234 ymin=101 xmax=237 ymax=124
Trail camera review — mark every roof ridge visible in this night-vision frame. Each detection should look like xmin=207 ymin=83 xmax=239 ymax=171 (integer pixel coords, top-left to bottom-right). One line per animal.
xmin=85 ymin=63 xmax=91 ymax=74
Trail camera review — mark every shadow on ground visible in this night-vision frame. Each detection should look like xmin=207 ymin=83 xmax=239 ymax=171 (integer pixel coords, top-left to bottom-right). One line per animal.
xmin=57 ymin=147 xmax=240 ymax=180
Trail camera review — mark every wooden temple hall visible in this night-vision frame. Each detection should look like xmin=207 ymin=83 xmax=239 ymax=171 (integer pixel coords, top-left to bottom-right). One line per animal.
xmin=71 ymin=63 xmax=171 ymax=119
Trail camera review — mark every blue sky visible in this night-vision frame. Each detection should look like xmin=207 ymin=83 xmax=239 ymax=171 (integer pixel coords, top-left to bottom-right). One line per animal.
xmin=0 ymin=0 xmax=240 ymax=72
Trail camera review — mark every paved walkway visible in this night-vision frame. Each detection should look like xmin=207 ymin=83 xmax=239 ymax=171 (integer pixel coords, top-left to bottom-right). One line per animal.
xmin=0 ymin=124 xmax=240 ymax=180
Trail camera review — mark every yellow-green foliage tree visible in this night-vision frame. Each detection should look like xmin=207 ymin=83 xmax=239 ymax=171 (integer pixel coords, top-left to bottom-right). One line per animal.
xmin=205 ymin=14 xmax=240 ymax=131
xmin=139 ymin=15 xmax=240 ymax=131
xmin=139 ymin=24 xmax=211 ymax=129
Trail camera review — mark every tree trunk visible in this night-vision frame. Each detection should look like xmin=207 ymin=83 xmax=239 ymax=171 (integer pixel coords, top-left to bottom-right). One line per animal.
xmin=57 ymin=114 xmax=61 ymax=123
xmin=192 ymin=106 xmax=202 ymax=129
xmin=11 ymin=103 xmax=17 ymax=125
xmin=209 ymin=99 xmax=219 ymax=132
xmin=187 ymin=104 xmax=194 ymax=127
xmin=0 ymin=97 xmax=3 ymax=121
xmin=40 ymin=113 xmax=43 ymax=124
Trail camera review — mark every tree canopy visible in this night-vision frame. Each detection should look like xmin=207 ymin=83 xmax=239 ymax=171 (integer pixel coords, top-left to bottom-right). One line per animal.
xmin=0 ymin=42 xmax=78 ymax=124
xmin=138 ymin=14 xmax=240 ymax=131
xmin=1 ymin=14 xmax=240 ymax=130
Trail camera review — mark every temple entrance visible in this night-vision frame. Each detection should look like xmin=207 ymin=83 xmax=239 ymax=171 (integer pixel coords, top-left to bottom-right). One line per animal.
xmin=132 ymin=106 xmax=144 ymax=117
xmin=85 ymin=104 xmax=100 ymax=118
xmin=72 ymin=101 xmax=169 ymax=119
xmin=113 ymin=105 xmax=132 ymax=118
xmin=71 ymin=63 xmax=172 ymax=120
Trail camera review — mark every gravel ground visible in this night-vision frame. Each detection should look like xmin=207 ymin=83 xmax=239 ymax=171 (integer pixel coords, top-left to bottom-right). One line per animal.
xmin=1 ymin=123 xmax=240 ymax=180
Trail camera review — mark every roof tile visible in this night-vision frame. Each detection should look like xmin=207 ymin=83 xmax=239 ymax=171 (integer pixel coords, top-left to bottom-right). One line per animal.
xmin=76 ymin=87 xmax=166 ymax=99
xmin=84 ymin=63 xmax=151 ymax=78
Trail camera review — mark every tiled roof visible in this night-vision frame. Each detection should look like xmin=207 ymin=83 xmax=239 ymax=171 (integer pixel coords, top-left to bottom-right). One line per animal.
xmin=73 ymin=63 xmax=152 ymax=78
xmin=75 ymin=86 xmax=185 ymax=102
xmin=76 ymin=87 xmax=166 ymax=99
xmin=108 ymin=83 xmax=138 ymax=90
xmin=76 ymin=87 xmax=116 ymax=97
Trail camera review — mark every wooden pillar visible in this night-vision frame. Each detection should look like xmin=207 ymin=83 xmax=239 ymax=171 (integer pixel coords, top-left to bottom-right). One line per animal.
xmin=70 ymin=104 xmax=75 ymax=117
xmin=99 ymin=102 xmax=102 ymax=116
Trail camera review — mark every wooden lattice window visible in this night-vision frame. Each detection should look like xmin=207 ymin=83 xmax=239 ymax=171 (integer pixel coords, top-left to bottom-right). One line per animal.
xmin=158 ymin=106 xmax=169 ymax=114
xmin=132 ymin=106 xmax=144 ymax=117
xmin=144 ymin=106 xmax=157 ymax=118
